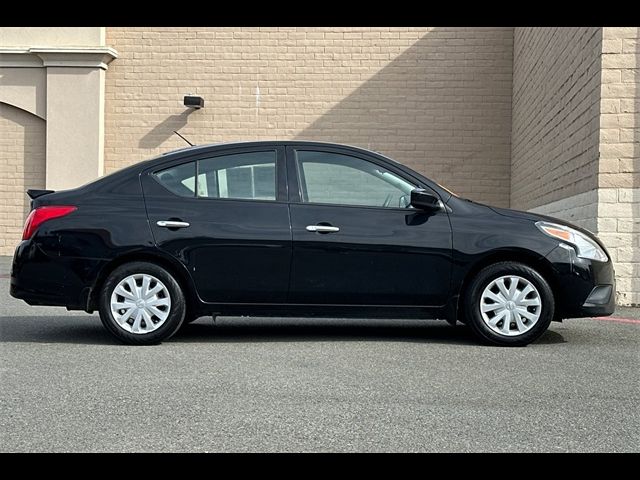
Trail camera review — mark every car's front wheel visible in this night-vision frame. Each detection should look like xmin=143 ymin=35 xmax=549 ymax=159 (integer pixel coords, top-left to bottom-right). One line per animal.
xmin=463 ymin=261 xmax=555 ymax=346
xmin=98 ymin=262 xmax=186 ymax=345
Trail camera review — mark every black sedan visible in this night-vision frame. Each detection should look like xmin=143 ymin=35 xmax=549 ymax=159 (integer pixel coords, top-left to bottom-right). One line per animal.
xmin=10 ymin=141 xmax=615 ymax=346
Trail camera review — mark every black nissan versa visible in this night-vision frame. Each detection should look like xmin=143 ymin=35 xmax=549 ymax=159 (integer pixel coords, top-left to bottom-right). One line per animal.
xmin=10 ymin=141 xmax=615 ymax=346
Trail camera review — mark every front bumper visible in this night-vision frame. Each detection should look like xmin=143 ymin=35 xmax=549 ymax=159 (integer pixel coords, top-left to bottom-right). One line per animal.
xmin=545 ymin=244 xmax=616 ymax=318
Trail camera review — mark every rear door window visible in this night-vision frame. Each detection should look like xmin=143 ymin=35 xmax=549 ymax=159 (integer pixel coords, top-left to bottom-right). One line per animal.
xmin=153 ymin=150 xmax=277 ymax=201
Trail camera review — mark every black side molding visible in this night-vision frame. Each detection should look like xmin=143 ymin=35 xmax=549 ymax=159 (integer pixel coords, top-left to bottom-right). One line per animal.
xmin=27 ymin=189 xmax=55 ymax=199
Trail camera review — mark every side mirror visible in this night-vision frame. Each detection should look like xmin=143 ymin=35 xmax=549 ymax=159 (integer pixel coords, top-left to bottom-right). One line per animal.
xmin=410 ymin=189 xmax=441 ymax=211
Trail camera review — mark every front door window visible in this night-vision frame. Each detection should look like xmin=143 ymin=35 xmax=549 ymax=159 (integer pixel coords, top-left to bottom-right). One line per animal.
xmin=296 ymin=151 xmax=415 ymax=209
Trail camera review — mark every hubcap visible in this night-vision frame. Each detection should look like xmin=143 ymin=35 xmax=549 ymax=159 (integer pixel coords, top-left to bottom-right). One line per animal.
xmin=479 ymin=275 xmax=542 ymax=337
xmin=110 ymin=274 xmax=171 ymax=334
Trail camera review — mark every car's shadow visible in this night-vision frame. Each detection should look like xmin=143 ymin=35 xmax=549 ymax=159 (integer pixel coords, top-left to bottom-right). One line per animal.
xmin=177 ymin=318 xmax=480 ymax=345
xmin=0 ymin=316 xmax=566 ymax=346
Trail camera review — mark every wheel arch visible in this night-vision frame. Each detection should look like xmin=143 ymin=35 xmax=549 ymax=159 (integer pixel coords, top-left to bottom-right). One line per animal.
xmin=86 ymin=250 xmax=200 ymax=313
xmin=455 ymin=248 xmax=559 ymax=321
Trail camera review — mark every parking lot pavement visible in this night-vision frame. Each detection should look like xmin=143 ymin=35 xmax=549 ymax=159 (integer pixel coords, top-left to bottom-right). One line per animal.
xmin=1 ymin=257 xmax=638 ymax=452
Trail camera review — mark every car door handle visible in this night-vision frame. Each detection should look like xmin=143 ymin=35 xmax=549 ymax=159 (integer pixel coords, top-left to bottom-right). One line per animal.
xmin=157 ymin=220 xmax=190 ymax=228
xmin=306 ymin=225 xmax=340 ymax=233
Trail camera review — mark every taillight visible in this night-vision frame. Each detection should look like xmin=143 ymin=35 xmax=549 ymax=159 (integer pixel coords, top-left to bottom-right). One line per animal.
xmin=22 ymin=206 xmax=77 ymax=240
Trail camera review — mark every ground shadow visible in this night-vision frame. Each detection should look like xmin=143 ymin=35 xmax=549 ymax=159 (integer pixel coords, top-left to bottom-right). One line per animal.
xmin=175 ymin=318 xmax=478 ymax=345
xmin=533 ymin=329 xmax=566 ymax=344
xmin=0 ymin=316 xmax=483 ymax=346
xmin=177 ymin=318 xmax=565 ymax=345
xmin=0 ymin=316 xmax=114 ymax=345
xmin=294 ymin=28 xmax=513 ymax=208
xmin=138 ymin=110 xmax=194 ymax=149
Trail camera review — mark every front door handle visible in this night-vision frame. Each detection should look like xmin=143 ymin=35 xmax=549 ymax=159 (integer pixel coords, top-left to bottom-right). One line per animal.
xmin=306 ymin=225 xmax=340 ymax=233
xmin=157 ymin=220 xmax=190 ymax=228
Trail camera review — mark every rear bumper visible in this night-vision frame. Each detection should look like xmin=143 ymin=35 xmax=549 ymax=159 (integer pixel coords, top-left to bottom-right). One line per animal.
xmin=9 ymin=280 xmax=77 ymax=307
xmin=545 ymin=244 xmax=616 ymax=319
xmin=9 ymin=241 xmax=101 ymax=310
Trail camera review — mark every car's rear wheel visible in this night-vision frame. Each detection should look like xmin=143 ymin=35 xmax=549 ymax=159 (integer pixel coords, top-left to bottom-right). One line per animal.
xmin=463 ymin=261 xmax=554 ymax=346
xmin=98 ymin=262 xmax=186 ymax=345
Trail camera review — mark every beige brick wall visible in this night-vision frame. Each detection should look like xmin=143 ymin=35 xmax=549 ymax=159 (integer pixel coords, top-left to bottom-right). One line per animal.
xmin=511 ymin=27 xmax=602 ymax=211
xmin=598 ymin=188 xmax=640 ymax=305
xmin=597 ymin=27 xmax=639 ymax=305
xmin=0 ymin=103 xmax=46 ymax=255
xmin=599 ymin=27 xmax=638 ymax=189
xmin=105 ymin=27 xmax=513 ymax=207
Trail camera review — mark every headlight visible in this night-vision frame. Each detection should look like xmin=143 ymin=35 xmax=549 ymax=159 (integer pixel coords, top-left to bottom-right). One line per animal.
xmin=535 ymin=221 xmax=608 ymax=262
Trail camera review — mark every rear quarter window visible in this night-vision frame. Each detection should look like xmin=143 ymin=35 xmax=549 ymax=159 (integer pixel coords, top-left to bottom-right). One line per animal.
xmin=153 ymin=162 xmax=196 ymax=197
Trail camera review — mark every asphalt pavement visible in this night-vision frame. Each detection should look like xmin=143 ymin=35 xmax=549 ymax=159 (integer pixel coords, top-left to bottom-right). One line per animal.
xmin=1 ymin=256 xmax=638 ymax=452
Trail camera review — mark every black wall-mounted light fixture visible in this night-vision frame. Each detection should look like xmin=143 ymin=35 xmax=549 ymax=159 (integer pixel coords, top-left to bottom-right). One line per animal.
xmin=184 ymin=95 xmax=204 ymax=109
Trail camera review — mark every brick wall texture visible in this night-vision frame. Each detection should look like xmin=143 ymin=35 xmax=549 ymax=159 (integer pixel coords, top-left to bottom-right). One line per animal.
xmin=0 ymin=103 xmax=46 ymax=255
xmin=511 ymin=27 xmax=603 ymax=211
xmin=104 ymin=27 xmax=514 ymax=207
xmin=598 ymin=27 xmax=638 ymax=189
xmin=597 ymin=27 xmax=639 ymax=305
xmin=530 ymin=190 xmax=599 ymax=233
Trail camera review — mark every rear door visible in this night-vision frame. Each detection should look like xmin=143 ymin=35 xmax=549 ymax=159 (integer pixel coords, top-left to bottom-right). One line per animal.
xmin=141 ymin=145 xmax=291 ymax=303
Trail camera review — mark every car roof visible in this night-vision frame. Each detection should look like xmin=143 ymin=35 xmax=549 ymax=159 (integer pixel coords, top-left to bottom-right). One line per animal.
xmin=160 ymin=140 xmax=383 ymax=157
xmin=152 ymin=140 xmax=408 ymax=171
xmin=97 ymin=140 xmax=398 ymax=182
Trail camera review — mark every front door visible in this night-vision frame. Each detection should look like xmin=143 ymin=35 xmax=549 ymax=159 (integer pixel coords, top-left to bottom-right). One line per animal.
xmin=141 ymin=146 xmax=291 ymax=303
xmin=286 ymin=146 xmax=452 ymax=306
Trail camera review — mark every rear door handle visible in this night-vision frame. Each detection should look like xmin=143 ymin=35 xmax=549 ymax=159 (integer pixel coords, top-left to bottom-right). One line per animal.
xmin=306 ymin=225 xmax=340 ymax=233
xmin=157 ymin=220 xmax=190 ymax=228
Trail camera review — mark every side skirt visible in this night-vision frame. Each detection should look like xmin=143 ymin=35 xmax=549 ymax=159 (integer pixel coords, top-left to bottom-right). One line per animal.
xmin=197 ymin=303 xmax=450 ymax=321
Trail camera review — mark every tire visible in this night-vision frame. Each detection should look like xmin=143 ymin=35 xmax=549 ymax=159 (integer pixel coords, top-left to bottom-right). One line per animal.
xmin=98 ymin=262 xmax=186 ymax=345
xmin=463 ymin=262 xmax=554 ymax=347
